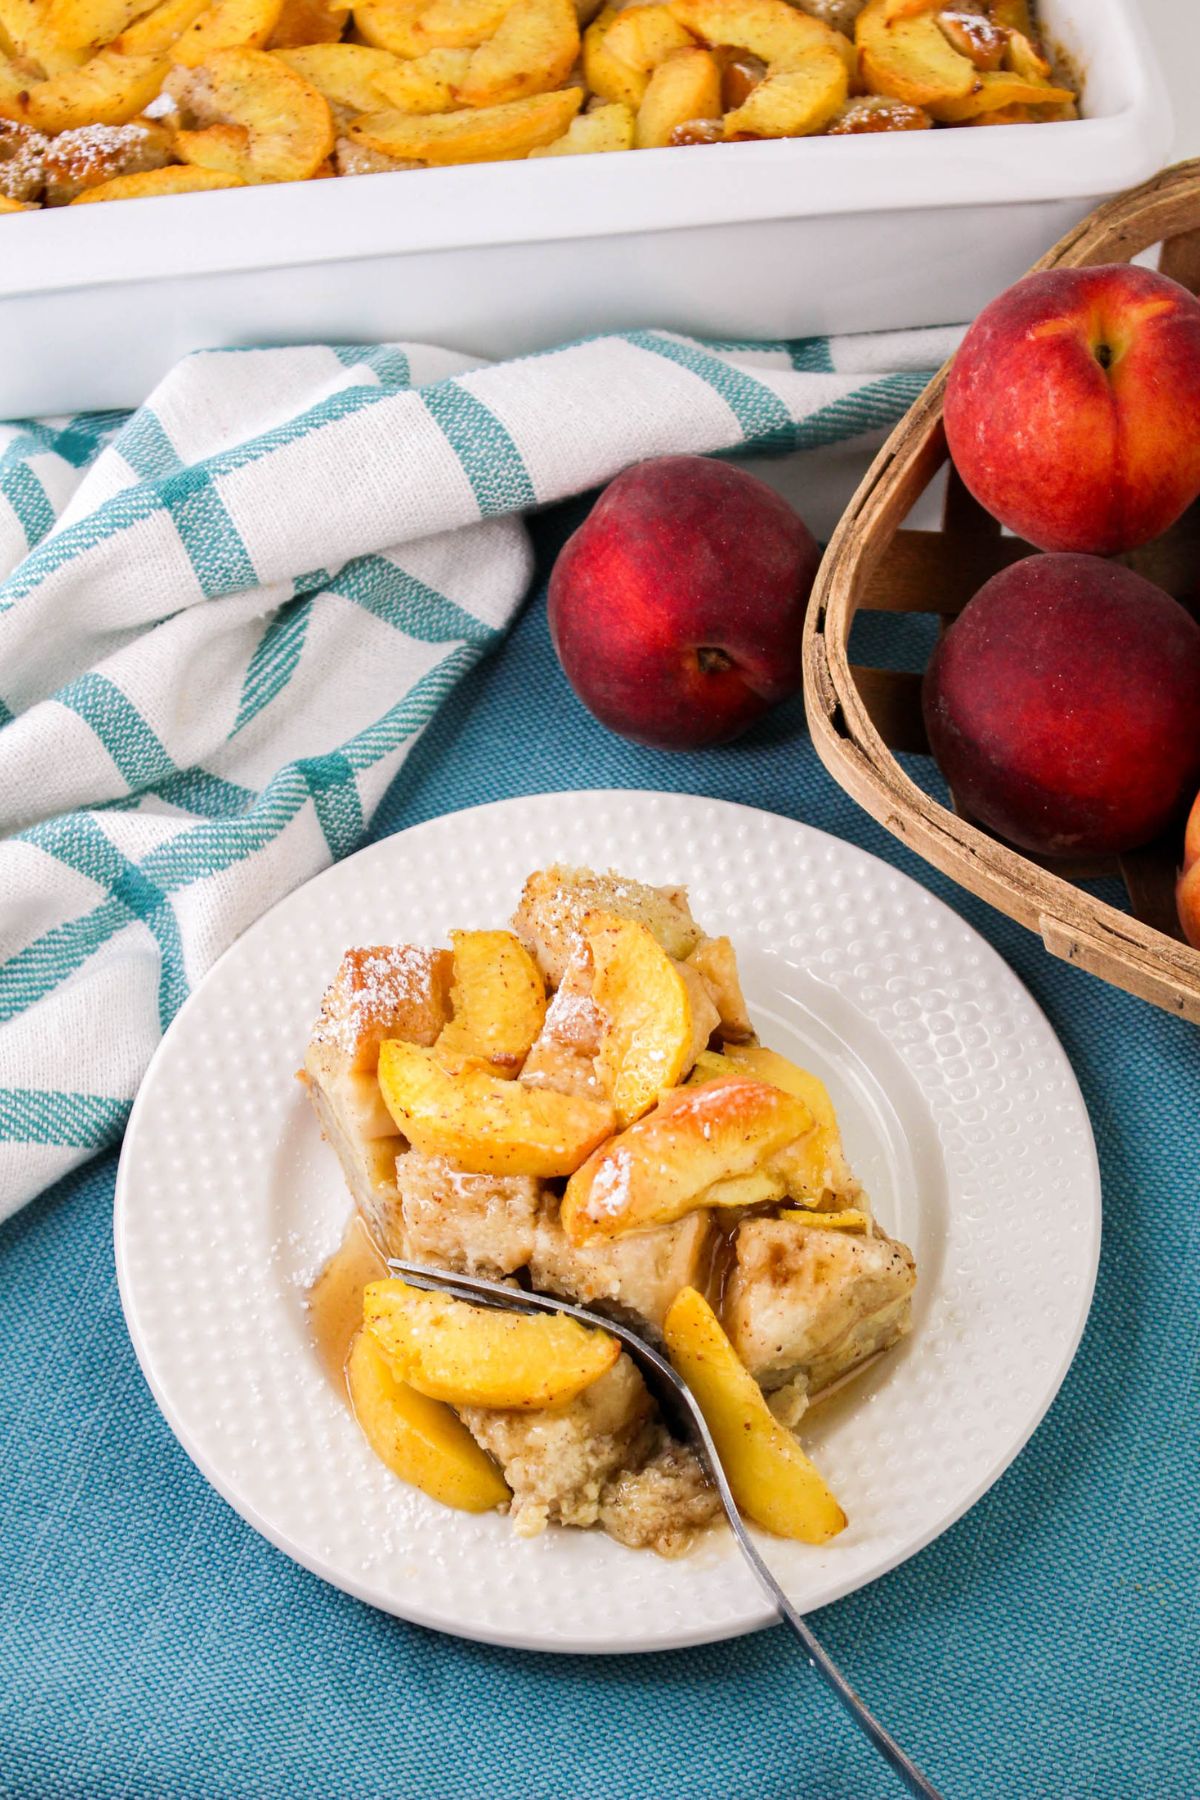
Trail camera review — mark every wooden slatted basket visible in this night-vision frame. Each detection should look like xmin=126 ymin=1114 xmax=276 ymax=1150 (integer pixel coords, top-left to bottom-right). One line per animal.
xmin=803 ymin=159 xmax=1200 ymax=1024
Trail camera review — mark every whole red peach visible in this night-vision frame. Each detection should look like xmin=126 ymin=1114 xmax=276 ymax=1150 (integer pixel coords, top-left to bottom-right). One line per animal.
xmin=1177 ymin=792 xmax=1200 ymax=949
xmin=548 ymin=456 xmax=819 ymax=750
xmin=923 ymin=554 xmax=1200 ymax=856
xmin=944 ymin=264 xmax=1200 ymax=555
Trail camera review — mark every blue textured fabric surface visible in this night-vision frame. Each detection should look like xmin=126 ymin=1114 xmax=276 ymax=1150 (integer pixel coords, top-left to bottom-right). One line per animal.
xmin=2 ymin=494 xmax=1197 ymax=1800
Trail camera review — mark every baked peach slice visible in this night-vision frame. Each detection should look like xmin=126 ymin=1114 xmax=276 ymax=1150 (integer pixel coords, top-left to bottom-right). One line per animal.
xmin=587 ymin=910 xmax=717 ymax=1127
xmin=176 ymin=47 xmax=335 ymax=182
xmin=927 ymin=66 xmax=1073 ymax=123
xmin=364 ymin=1279 xmax=620 ymax=1409
xmin=435 ymin=928 xmax=547 ymax=1075
xmin=71 ymin=165 xmax=247 ymax=200
xmin=663 ymin=1286 xmax=845 ymax=1542
xmin=46 ymin=0 xmax=160 ymax=53
xmin=0 ymin=49 xmax=168 ymax=130
xmin=352 ymin=0 xmax=426 ymax=55
xmin=690 ymin=1044 xmax=857 ymax=1208
xmin=268 ymin=0 xmax=349 ymax=44
xmin=723 ymin=40 xmax=845 ymax=138
xmin=778 ymin=1206 xmax=869 ymax=1232
xmin=409 ymin=0 xmax=509 ymax=47
xmin=378 ymin=1037 xmax=614 ymax=1176
xmin=582 ymin=5 xmax=648 ymax=107
xmin=603 ymin=2 xmax=692 ymax=71
xmin=109 ymin=0 xmax=210 ymax=52
xmin=172 ymin=0 xmax=283 ymax=64
xmin=347 ymin=1328 xmax=510 ymax=1511
xmin=370 ymin=45 xmax=471 ymax=112
xmin=527 ymin=98 xmax=633 ymax=154
xmin=560 ymin=1075 xmax=813 ymax=1244
xmin=274 ymin=43 xmax=402 ymax=112
xmin=635 ymin=45 xmax=719 ymax=148
xmin=855 ymin=0 xmax=978 ymax=109
xmin=670 ymin=0 xmax=853 ymax=76
xmin=0 ymin=0 xmax=87 ymax=72
xmin=349 ymin=86 xmax=582 ymax=163
xmin=454 ymin=0 xmax=579 ymax=107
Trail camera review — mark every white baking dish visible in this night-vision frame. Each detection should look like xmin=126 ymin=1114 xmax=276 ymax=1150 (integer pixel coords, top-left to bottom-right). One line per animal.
xmin=0 ymin=0 xmax=1172 ymax=415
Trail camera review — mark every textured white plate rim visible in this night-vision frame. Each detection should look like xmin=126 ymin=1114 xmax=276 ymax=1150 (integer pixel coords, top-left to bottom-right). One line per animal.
xmin=114 ymin=789 xmax=1101 ymax=1655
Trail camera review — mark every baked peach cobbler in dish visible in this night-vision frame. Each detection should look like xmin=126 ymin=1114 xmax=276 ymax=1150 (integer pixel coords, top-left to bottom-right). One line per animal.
xmin=0 ymin=0 xmax=1075 ymax=212
xmin=302 ymin=866 xmax=918 ymax=1556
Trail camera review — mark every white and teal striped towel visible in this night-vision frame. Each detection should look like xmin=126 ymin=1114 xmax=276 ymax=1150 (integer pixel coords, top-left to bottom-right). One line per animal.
xmin=0 ymin=325 xmax=958 ymax=1216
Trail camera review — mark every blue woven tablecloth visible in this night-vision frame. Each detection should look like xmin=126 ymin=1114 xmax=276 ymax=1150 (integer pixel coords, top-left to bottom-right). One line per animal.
xmin=2 ymin=493 xmax=1197 ymax=1800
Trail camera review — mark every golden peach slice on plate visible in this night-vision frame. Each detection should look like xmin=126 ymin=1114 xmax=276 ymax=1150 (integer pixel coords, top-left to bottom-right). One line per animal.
xmin=379 ymin=1037 xmax=614 ymax=1175
xmin=349 ymin=85 xmax=582 ymax=163
xmin=352 ymin=0 xmax=426 ymax=55
xmin=690 ymin=1043 xmax=857 ymax=1208
xmin=172 ymin=0 xmax=283 ymax=65
xmin=347 ymin=1328 xmax=510 ymax=1511
xmin=663 ymin=1286 xmax=845 ymax=1542
xmin=364 ymin=1279 xmax=621 ymax=1409
xmin=561 ymin=1074 xmax=812 ymax=1243
xmin=70 ymin=165 xmax=247 ymax=199
xmin=0 ymin=0 xmax=87 ymax=72
xmin=635 ymin=44 xmax=719 ymax=147
xmin=778 ymin=1206 xmax=870 ymax=1232
xmin=454 ymin=0 xmax=579 ymax=109
xmin=587 ymin=910 xmax=716 ymax=1126
xmin=1 ymin=49 xmax=168 ymax=130
xmin=410 ymin=0 xmax=510 ymax=48
xmin=582 ymin=5 xmax=647 ymax=107
xmin=723 ymin=40 xmax=845 ymax=137
xmin=527 ymin=98 xmax=633 ymax=154
xmin=435 ymin=928 xmax=547 ymax=1075
xmin=176 ymin=47 xmax=335 ymax=181
xmin=855 ymin=0 xmax=978 ymax=108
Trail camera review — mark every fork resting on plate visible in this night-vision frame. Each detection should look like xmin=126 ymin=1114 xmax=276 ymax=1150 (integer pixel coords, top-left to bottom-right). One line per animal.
xmin=388 ymin=1258 xmax=944 ymax=1800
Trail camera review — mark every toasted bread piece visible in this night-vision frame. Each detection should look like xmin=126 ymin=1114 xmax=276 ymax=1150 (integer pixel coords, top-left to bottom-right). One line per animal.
xmin=512 ymin=864 xmax=703 ymax=987
xmin=460 ymin=1353 xmax=657 ymax=1536
xmin=723 ymin=1215 xmax=915 ymax=1395
xmin=310 ymin=944 xmax=452 ymax=1074
xmin=394 ymin=1146 xmax=542 ymax=1277
xmin=530 ymin=1202 xmax=714 ymax=1335
xmin=597 ymin=1438 xmax=719 ymax=1556
xmin=43 ymin=118 xmax=172 ymax=203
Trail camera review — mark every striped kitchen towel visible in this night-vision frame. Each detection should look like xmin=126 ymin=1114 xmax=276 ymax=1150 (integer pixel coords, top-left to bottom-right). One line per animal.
xmin=0 ymin=324 xmax=958 ymax=1216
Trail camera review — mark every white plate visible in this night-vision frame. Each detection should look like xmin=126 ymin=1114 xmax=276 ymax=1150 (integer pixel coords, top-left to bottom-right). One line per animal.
xmin=114 ymin=791 xmax=1100 ymax=1654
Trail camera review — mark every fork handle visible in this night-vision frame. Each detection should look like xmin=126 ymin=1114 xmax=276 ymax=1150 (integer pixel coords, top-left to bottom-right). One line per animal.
xmin=735 ymin=1528 xmax=945 ymax=1800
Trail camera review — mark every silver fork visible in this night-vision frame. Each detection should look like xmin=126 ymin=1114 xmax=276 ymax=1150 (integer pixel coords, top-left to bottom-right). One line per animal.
xmin=387 ymin=1258 xmax=944 ymax=1800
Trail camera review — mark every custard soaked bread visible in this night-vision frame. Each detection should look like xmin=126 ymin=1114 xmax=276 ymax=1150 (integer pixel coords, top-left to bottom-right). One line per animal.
xmin=305 ymin=864 xmax=917 ymax=1555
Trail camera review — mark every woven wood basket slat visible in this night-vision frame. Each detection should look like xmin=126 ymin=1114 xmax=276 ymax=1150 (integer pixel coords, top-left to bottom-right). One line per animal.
xmin=802 ymin=159 xmax=1200 ymax=1024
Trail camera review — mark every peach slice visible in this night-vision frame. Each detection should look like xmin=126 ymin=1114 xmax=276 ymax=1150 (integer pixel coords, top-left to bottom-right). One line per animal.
xmin=560 ymin=1075 xmax=812 ymax=1243
xmin=109 ymin=0 xmax=210 ymax=52
xmin=635 ymin=44 xmax=719 ymax=148
xmin=454 ymin=0 xmax=579 ymax=108
xmin=722 ymin=40 xmax=845 ymax=138
xmin=409 ymin=0 xmax=509 ymax=47
xmin=70 ymin=165 xmax=247 ymax=199
xmin=926 ymin=66 xmax=1073 ymax=123
xmin=663 ymin=1286 xmax=845 ymax=1542
xmin=855 ymin=0 xmax=978 ymax=108
xmin=175 ymin=47 xmax=335 ymax=181
xmin=369 ymin=45 xmax=471 ymax=111
xmin=47 ymin=0 xmax=159 ymax=53
xmin=778 ymin=1206 xmax=869 ymax=1232
xmin=352 ymin=0 xmax=427 ymax=54
xmin=0 ymin=50 xmax=168 ymax=131
xmin=378 ymin=1037 xmax=614 ymax=1176
xmin=690 ymin=1044 xmax=856 ymax=1208
xmin=527 ymin=98 xmax=634 ymax=154
xmin=364 ymin=1279 xmax=620 ymax=1409
xmin=587 ymin=910 xmax=716 ymax=1127
xmin=267 ymin=0 xmax=349 ymax=44
xmin=435 ymin=929 xmax=546 ymax=1077
xmin=347 ymin=1328 xmax=510 ymax=1511
xmin=172 ymin=0 xmax=284 ymax=65
xmin=603 ymin=2 xmax=692 ymax=71
xmin=349 ymin=85 xmax=582 ymax=163
xmin=669 ymin=0 xmax=851 ymax=71
xmin=582 ymin=5 xmax=648 ymax=107
xmin=274 ymin=42 xmax=404 ymax=111
xmin=0 ymin=0 xmax=88 ymax=72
